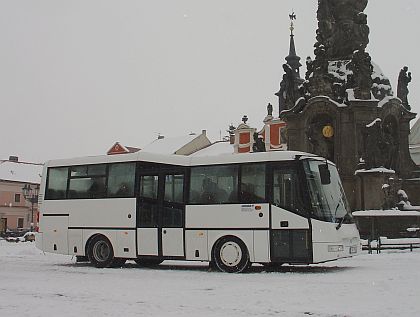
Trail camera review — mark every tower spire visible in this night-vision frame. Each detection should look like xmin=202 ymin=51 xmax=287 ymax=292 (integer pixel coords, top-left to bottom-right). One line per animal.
xmin=285 ymin=12 xmax=302 ymax=77
xmin=275 ymin=12 xmax=304 ymax=114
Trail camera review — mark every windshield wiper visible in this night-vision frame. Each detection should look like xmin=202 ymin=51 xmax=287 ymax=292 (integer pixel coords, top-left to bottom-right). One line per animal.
xmin=336 ymin=213 xmax=349 ymax=230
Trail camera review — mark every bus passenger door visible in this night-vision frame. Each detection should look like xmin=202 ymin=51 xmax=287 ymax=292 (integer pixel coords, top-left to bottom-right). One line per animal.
xmin=137 ymin=171 xmax=185 ymax=258
xmin=270 ymin=165 xmax=311 ymax=263
xmin=137 ymin=174 xmax=159 ymax=256
xmin=161 ymin=173 xmax=185 ymax=257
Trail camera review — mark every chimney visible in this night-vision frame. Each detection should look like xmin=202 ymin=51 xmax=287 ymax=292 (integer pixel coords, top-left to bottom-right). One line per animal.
xmin=9 ymin=156 xmax=18 ymax=162
xmin=201 ymin=129 xmax=207 ymax=136
xmin=157 ymin=134 xmax=165 ymax=140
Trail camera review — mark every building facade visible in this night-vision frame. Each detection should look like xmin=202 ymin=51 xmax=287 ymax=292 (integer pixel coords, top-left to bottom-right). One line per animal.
xmin=0 ymin=157 xmax=43 ymax=232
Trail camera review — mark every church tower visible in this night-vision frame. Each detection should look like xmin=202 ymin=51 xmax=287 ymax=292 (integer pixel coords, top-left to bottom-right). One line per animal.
xmin=275 ymin=13 xmax=304 ymax=115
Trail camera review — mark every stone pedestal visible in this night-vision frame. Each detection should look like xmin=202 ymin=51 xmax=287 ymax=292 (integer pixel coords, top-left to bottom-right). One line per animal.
xmin=355 ymin=169 xmax=396 ymax=210
xmin=402 ymin=178 xmax=420 ymax=206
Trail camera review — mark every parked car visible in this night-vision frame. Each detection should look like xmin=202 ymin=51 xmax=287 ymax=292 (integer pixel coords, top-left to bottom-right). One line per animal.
xmin=3 ymin=230 xmax=35 ymax=242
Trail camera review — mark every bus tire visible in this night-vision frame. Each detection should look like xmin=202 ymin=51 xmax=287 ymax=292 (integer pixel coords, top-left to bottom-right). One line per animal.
xmin=134 ymin=258 xmax=163 ymax=267
xmin=212 ymin=236 xmax=250 ymax=273
xmin=87 ymin=235 xmax=115 ymax=268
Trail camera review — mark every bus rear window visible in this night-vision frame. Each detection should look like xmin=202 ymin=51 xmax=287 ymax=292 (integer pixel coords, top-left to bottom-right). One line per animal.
xmin=46 ymin=167 xmax=68 ymax=199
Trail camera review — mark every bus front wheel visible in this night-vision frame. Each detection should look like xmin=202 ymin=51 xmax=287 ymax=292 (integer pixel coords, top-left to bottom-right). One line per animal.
xmin=87 ymin=235 xmax=115 ymax=268
xmin=212 ymin=236 xmax=250 ymax=273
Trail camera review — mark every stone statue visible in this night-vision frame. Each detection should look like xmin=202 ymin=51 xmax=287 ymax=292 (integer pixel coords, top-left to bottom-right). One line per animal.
xmin=252 ymin=132 xmax=266 ymax=152
xmin=382 ymin=116 xmax=399 ymax=170
xmin=305 ymin=56 xmax=314 ymax=80
xmin=361 ymin=117 xmax=401 ymax=170
xmin=278 ymin=63 xmax=297 ymax=113
xmin=348 ymin=48 xmax=373 ymax=99
xmin=362 ymin=119 xmax=383 ymax=169
xmin=316 ymin=0 xmax=369 ymax=60
xmin=267 ymin=103 xmax=273 ymax=116
xmin=397 ymin=66 xmax=412 ymax=110
xmin=332 ymin=82 xmax=347 ymax=104
xmin=313 ymin=45 xmax=329 ymax=75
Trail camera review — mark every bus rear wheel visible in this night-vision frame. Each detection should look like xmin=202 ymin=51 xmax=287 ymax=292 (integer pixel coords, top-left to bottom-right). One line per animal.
xmin=212 ymin=236 xmax=250 ymax=273
xmin=87 ymin=235 xmax=115 ymax=268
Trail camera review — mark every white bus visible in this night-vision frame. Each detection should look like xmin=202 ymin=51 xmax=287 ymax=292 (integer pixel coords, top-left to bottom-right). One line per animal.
xmin=36 ymin=150 xmax=360 ymax=273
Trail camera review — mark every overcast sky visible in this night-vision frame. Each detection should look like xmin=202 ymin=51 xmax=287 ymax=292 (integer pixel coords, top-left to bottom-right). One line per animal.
xmin=1 ymin=0 xmax=419 ymax=163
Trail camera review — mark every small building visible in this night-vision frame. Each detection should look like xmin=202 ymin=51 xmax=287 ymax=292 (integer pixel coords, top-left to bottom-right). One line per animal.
xmin=0 ymin=156 xmax=43 ymax=232
xmin=107 ymin=142 xmax=141 ymax=155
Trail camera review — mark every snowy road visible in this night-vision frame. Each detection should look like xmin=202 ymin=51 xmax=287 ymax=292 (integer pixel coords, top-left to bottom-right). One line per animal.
xmin=0 ymin=241 xmax=419 ymax=317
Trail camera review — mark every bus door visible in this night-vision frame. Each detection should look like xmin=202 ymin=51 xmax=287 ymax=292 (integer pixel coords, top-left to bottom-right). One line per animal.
xmin=269 ymin=164 xmax=311 ymax=263
xmin=137 ymin=170 xmax=185 ymax=258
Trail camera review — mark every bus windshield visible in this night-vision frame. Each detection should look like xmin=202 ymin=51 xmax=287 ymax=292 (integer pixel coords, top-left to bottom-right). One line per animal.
xmin=303 ymin=160 xmax=353 ymax=223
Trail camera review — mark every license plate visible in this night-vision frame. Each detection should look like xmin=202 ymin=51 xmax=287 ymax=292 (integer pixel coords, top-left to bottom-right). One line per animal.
xmin=350 ymin=246 xmax=357 ymax=254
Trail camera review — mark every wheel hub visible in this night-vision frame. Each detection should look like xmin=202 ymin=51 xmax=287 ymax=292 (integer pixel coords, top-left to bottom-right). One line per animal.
xmin=93 ymin=241 xmax=110 ymax=262
xmin=220 ymin=242 xmax=242 ymax=267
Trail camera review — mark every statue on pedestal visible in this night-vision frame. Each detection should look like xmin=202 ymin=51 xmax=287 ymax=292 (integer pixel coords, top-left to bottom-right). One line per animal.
xmin=397 ymin=66 xmax=412 ymax=110
xmin=348 ymin=48 xmax=373 ymax=99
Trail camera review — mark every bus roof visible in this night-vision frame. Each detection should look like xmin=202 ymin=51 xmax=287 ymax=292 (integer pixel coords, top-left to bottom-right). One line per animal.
xmin=44 ymin=150 xmax=318 ymax=168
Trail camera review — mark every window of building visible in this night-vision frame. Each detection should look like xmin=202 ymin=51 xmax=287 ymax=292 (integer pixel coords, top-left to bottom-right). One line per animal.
xmin=17 ymin=217 xmax=24 ymax=229
xmin=14 ymin=193 xmax=21 ymax=203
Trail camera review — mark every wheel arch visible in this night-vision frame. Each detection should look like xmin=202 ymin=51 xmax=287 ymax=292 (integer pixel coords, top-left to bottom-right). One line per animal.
xmin=84 ymin=232 xmax=113 ymax=257
xmin=210 ymin=233 xmax=251 ymax=262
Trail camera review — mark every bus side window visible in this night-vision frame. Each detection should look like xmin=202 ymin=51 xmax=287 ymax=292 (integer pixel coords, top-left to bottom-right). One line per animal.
xmin=272 ymin=169 xmax=302 ymax=213
xmin=189 ymin=166 xmax=238 ymax=204
xmin=240 ymin=164 xmax=265 ymax=203
xmin=68 ymin=164 xmax=107 ymax=199
xmin=140 ymin=175 xmax=158 ymax=199
xmin=164 ymin=175 xmax=184 ymax=203
xmin=107 ymin=163 xmax=135 ymax=198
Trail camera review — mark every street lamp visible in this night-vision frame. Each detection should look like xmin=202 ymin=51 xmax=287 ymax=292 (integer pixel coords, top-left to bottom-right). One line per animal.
xmin=22 ymin=184 xmax=40 ymax=232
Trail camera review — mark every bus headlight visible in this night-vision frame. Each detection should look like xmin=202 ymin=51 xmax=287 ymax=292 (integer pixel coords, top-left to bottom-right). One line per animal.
xmin=328 ymin=245 xmax=344 ymax=252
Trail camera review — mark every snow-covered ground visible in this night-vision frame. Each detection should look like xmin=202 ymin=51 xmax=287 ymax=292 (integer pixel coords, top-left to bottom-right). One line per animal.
xmin=1 ymin=241 xmax=419 ymax=317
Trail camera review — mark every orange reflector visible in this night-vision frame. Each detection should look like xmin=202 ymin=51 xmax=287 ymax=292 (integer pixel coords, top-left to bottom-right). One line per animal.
xmin=255 ymin=205 xmax=262 ymax=210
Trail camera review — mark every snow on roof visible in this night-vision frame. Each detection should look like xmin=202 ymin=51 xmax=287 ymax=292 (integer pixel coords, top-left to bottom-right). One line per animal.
xmin=191 ymin=141 xmax=234 ymax=157
xmin=353 ymin=209 xmax=420 ymax=217
xmin=142 ymin=134 xmax=198 ymax=155
xmin=46 ymin=149 xmax=311 ymax=169
xmin=354 ymin=167 xmax=395 ymax=175
xmin=0 ymin=160 xmax=43 ymax=184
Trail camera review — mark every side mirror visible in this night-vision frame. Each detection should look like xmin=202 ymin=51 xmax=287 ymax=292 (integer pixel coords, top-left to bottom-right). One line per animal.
xmin=319 ymin=164 xmax=331 ymax=185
